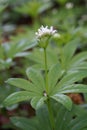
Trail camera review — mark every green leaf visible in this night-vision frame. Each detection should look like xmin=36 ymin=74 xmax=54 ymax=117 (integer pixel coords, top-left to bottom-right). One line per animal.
xmin=53 ymin=70 xmax=87 ymax=94
xmin=54 ymin=104 xmax=87 ymax=130
xmin=48 ymin=63 xmax=62 ymax=94
xmin=31 ymin=96 xmax=47 ymax=109
xmin=73 ymin=105 xmax=87 ymax=116
xmin=10 ymin=116 xmax=38 ymax=130
xmin=38 ymin=2 xmax=52 ymax=14
xmin=61 ymin=39 xmax=79 ymax=68
xmin=11 ymin=106 xmax=51 ymax=130
xmin=36 ymin=106 xmax=51 ymax=130
xmin=6 ymin=78 xmax=40 ymax=95
xmin=26 ymin=68 xmax=45 ymax=91
xmin=58 ymin=71 xmax=87 ymax=88
xmin=7 ymin=40 xmax=37 ymax=58
xmin=70 ymin=62 xmax=87 ymax=70
xmin=51 ymin=94 xmax=72 ymax=111
xmin=0 ymin=5 xmax=6 ymax=13
xmin=57 ymin=84 xmax=87 ymax=94
xmin=3 ymin=91 xmax=33 ymax=106
xmin=0 ymin=45 xmax=4 ymax=59
xmin=55 ymin=105 xmax=72 ymax=130
xmin=70 ymin=114 xmax=87 ymax=130
xmin=69 ymin=51 xmax=87 ymax=68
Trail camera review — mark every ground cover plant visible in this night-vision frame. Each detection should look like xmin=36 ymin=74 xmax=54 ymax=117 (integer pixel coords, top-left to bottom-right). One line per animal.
xmin=0 ymin=0 xmax=87 ymax=130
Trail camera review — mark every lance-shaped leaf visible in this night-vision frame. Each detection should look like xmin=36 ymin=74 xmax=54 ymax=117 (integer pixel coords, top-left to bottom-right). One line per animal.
xmin=10 ymin=116 xmax=38 ymax=130
xmin=55 ymin=105 xmax=72 ymax=130
xmin=7 ymin=40 xmax=38 ymax=58
xmin=69 ymin=62 xmax=87 ymax=70
xmin=52 ymin=70 xmax=87 ymax=94
xmin=69 ymin=51 xmax=87 ymax=68
xmin=70 ymin=114 xmax=87 ymax=130
xmin=58 ymin=71 xmax=87 ymax=88
xmin=48 ymin=63 xmax=62 ymax=93
xmin=31 ymin=96 xmax=47 ymax=109
xmin=61 ymin=38 xmax=79 ymax=68
xmin=56 ymin=84 xmax=87 ymax=94
xmin=51 ymin=94 xmax=72 ymax=111
xmin=10 ymin=106 xmax=51 ymax=130
xmin=3 ymin=91 xmax=34 ymax=106
xmin=36 ymin=106 xmax=51 ymax=130
xmin=6 ymin=78 xmax=40 ymax=95
xmin=26 ymin=68 xmax=45 ymax=91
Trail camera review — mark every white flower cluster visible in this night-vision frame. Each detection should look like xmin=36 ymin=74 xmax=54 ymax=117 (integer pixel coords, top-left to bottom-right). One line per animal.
xmin=35 ymin=25 xmax=57 ymax=39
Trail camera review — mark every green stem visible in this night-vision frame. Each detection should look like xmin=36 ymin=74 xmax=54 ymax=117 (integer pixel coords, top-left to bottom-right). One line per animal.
xmin=44 ymin=48 xmax=48 ymax=93
xmin=44 ymin=48 xmax=55 ymax=130
xmin=47 ymin=99 xmax=55 ymax=130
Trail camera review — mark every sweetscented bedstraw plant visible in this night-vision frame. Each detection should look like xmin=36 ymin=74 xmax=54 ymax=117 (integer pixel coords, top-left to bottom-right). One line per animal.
xmin=3 ymin=25 xmax=87 ymax=130
xmin=35 ymin=25 xmax=57 ymax=129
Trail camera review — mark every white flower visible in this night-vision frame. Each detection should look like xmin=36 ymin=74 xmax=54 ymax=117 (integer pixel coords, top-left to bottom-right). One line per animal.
xmin=65 ymin=2 xmax=74 ymax=9
xmin=35 ymin=25 xmax=57 ymax=39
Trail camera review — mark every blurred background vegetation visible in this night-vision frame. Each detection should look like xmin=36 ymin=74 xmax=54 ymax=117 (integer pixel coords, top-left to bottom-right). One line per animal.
xmin=0 ymin=0 xmax=87 ymax=129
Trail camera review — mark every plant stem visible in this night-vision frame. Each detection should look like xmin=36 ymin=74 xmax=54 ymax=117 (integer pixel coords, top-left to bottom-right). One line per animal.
xmin=44 ymin=48 xmax=48 ymax=93
xmin=47 ymin=99 xmax=55 ymax=130
xmin=44 ymin=48 xmax=55 ymax=130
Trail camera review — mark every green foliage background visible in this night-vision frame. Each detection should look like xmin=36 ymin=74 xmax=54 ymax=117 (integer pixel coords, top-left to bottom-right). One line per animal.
xmin=0 ymin=0 xmax=87 ymax=129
